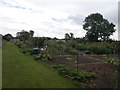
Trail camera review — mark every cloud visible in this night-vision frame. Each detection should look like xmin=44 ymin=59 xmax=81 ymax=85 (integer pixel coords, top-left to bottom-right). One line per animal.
xmin=68 ymin=14 xmax=84 ymax=25
xmin=51 ymin=18 xmax=58 ymax=21
xmin=0 ymin=0 xmax=43 ymax=14
xmin=0 ymin=0 xmax=118 ymax=40
xmin=21 ymin=0 xmax=119 ymax=4
xmin=0 ymin=0 xmax=25 ymax=9
xmin=104 ymin=6 xmax=118 ymax=25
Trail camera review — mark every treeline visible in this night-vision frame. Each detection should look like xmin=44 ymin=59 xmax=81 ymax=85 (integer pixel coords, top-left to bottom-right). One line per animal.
xmin=2 ymin=30 xmax=120 ymax=55
xmin=2 ymin=30 xmax=34 ymax=41
xmin=2 ymin=12 xmax=119 ymax=55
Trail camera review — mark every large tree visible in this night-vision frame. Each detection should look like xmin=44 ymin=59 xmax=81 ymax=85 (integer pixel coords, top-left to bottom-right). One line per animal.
xmin=83 ymin=13 xmax=116 ymax=42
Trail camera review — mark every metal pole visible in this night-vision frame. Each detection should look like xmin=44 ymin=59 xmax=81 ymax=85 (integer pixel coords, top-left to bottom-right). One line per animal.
xmin=76 ymin=51 xmax=79 ymax=73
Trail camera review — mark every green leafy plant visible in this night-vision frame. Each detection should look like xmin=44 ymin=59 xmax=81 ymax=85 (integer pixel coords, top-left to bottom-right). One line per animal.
xmin=107 ymin=58 xmax=120 ymax=66
xmin=53 ymin=65 xmax=96 ymax=83
xmin=66 ymin=58 xmax=77 ymax=64
xmin=35 ymin=52 xmax=52 ymax=62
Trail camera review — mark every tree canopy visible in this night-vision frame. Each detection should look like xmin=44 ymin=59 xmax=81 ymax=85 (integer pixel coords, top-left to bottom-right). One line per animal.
xmin=83 ymin=13 xmax=116 ymax=42
xmin=3 ymin=34 xmax=13 ymax=41
xmin=29 ymin=30 xmax=34 ymax=38
xmin=64 ymin=33 xmax=74 ymax=41
xmin=16 ymin=30 xmax=34 ymax=41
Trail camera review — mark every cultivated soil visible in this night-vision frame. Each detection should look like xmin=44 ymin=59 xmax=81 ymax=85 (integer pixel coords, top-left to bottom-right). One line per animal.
xmin=45 ymin=55 xmax=118 ymax=88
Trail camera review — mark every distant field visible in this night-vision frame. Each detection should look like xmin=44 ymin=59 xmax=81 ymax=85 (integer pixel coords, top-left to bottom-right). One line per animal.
xmin=2 ymin=42 xmax=78 ymax=88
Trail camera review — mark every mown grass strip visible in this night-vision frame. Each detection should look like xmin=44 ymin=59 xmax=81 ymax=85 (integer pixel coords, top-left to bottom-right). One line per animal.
xmin=2 ymin=42 xmax=78 ymax=88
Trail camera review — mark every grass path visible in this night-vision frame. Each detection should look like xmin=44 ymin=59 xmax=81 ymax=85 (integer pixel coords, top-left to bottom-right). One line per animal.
xmin=2 ymin=42 xmax=78 ymax=88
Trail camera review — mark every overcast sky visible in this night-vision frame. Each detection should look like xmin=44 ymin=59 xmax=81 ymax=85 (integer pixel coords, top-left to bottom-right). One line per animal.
xmin=0 ymin=0 xmax=119 ymax=39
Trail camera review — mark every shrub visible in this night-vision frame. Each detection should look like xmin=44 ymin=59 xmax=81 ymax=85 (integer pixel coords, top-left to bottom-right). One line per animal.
xmin=73 ymin=41 xmax=120 ymax=55
xmin=47 ymin=42 xmax=62 ymax=56
xmin=35 ymin=52 xmax=52 ymax=62
xmin=15 ymin=41 xmax=30 ymax=48
xmin=64 ymin=47 xmax=77 ymax=55
xmin=75 ymin=44 xmax=87 ymax=51
xmin=80 ymin=42 xmax=113 ymax=54
xmin=20 ymin=48 xmax=33 ymax=55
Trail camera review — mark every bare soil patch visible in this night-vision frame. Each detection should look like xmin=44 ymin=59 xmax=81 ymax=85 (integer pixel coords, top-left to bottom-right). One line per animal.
xmin=78 ymin=63 xmax=117 ymax=88
xmin=45 ymin=55 xmax=118 ymax=88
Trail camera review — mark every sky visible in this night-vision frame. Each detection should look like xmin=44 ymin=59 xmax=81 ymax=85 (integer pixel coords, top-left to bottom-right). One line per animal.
xmin=0 ymin=0 xmax=119 ymax=40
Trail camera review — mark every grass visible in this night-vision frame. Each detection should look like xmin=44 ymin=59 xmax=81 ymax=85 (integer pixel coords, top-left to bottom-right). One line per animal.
xmin=2 ymin=42 xmax=78 ymax=88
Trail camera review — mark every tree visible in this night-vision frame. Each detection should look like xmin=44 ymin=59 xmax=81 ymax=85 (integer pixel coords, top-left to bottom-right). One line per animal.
xmin=83 ymin=13 xmax=116 ymax=42
xmin=64 ymin=33 xmax=74 ymax=41
xmin=16 ymin=32 xmax=20 ymax=38
xmin=65 ymin=33 xmax=70 ymax=41
xmin=16 ymin=30 xmax=30 ymax=41
xmin=29 ymin=30 xmax=34 ymax=38
xmin=70 ymin=33 xmax=74 ymax=39
xmin=53 ymin=37 xmax=58 ymax=40
xmin=3 ymin=34 xmax=13 ymax=41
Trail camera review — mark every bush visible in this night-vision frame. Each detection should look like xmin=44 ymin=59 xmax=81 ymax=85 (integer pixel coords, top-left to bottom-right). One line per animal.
xmin=87 ymin=44 xmax=108 ymax=54
xmin=64 ymin=47 xmax=77 ymax=55
xmin=15 ymin=41 xmax=30 ymax=48
xmin=35 ymin=52 xmax=52 ymax=62
xmin=15 ymin=41 xmax=23 ymax=48
xmin=74 ymin=44 xmax=87 ymax=51
xmin=47 ymin=42 xmax=62 ymax=56
xmin=75 ymin=42 xmax=119 ymax=54
xmin=20 ymin=48 xmax=33 ymax=55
